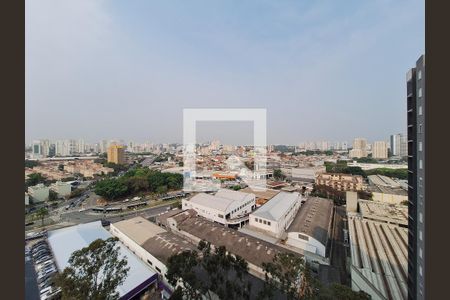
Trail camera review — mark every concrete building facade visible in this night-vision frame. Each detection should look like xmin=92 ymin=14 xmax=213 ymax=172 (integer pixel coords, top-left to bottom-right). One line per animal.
xmin=28 ymin=183 xmax=49 ymax=203
xmin=249 ymin=192 xmax=302 ymax=239
xmin=182 ymin=189 xmax=256 ymax=226
xmin=372 ymin=141 xmax=388 ymax=159
xmin=407 ymin=54 xmax=425 ymax=300
xmin=107 ymin=145 xmax=126 ymax=165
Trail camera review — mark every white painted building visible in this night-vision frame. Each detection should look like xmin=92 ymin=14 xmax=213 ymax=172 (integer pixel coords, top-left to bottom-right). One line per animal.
xmin=182 ymin=189 xmax=256 ymax=226
xmin=249 ymin=192 xmax=302 ymax=238
xmin=28 ymin=183 xmax=49 ymax=203
xmin=110 ymin=217 xmax=198 ymax=298
xmin=286 ymin=197 xmax=334 ymax=257
xmin=50 ymin=181 xmax=72 ymax=198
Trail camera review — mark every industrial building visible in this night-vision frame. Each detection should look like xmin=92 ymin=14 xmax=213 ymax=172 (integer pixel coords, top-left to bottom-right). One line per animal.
xmin=110 ymin=217 xmax=198 ymax=297
xmin=182 ymin=189 xmax=256 ymax=226
xmin=348 ymin=216 xmax=408 ymax=300
xmin=367 ymin=175 xmax=408 ymax=205
xmin=249 ymin=192 xmax=302 ymax=239
xmin=346 ymin=191 xmax=409 ymax=299
xmin=286 ymin=197 xmax=334 ymax=257
xmin=47 ymin=221 xmax=159 ymax=299
xmin=163 ymin=209 xmax=298 ymax=280
xmin=358 ymin=199 xmax=408 ymax=227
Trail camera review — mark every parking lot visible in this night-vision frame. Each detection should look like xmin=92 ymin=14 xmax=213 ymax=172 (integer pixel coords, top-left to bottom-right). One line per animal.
xmin=26 ymin=239 xmax=61 ymax=300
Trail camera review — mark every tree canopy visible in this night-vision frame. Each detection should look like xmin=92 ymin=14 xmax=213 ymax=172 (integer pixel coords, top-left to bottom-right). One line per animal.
xmin=55 ymin=237 xmax=129 ymax=300
xmin=166 ymin=240 xmax=252 ymax=300
xmin=94 ymin=169 xmax=183 ymax=200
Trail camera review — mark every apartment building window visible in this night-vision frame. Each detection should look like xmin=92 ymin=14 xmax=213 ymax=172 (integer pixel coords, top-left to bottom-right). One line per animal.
xmin=419 ymin=265 xmax=423 ymax=277
xmin=418 ymin=70 xmax=422 ymax=80
xmin=419 ymin=142 xmax=423 ymax=151
xmin=419 ymin=106 xmax=423 ymax=115
xmin=419 ymin=247 xmax=423 ymax=259
xmin=263 ymin=220 xmax=267 ymax=225
xmin=419 ymin=212 xmax=423 ymax=223
xmin=267 ymin=221 xmax=271 ymax=226
xmin=419 ymin=124 xmax=422 ymax=133
xmin=147 ymin=259 xmax=153 ymax=266
xmin=419 ymin=159 xmax=423 ymax=169
xmin=419 ymin=230 xmax=423 ymax=241
xmin=255 ymin=218 xmax=259 ymax=222
xmin=418 ymin=87 xmax=423 ymax=98
xmin=156 ymin=267 xmax=162 ymax=273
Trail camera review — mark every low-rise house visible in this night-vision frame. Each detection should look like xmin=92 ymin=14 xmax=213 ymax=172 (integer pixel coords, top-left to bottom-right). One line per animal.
xmin=28 ymin=183 xmax=49 ymax=203
xmin=315 ymin=173 xmax=365 ymax=191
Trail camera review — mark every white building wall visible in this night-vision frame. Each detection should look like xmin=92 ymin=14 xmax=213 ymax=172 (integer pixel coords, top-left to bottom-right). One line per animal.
xmin=249 ymin=198 xmax=301 ymax=238
xmin=286 ymin=233 xmax=326 ymax=257
xmin=182 ymin=196 xmax=255 ymax=225
xmin=109 ymin=225 xmax=168 ymax=281
xmin=28 ymin=185 xmax=49 ymax=202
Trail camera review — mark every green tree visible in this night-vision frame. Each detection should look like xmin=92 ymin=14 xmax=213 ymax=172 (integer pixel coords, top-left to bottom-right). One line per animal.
xmin=317 ymin=283 xmax=370 ymax=300
xmin=36 ymin=207 xmax=49 ymax=226
xmin=55 ymin=237 xmax=129 ymax=300
xmin=26 ymin=173 xmax=46 ymax=187
xmin=49 ymin=190 xmax=59 ymax=201
xmin=273 ymin=169 xmax=286 ymax=181
xmin=25 ymin=160 xmax=40 ymax=168
xmin=261 ymin=252 xmax=314 ymax=300
xmin=166 ymin=241 xmax=252 ymax=300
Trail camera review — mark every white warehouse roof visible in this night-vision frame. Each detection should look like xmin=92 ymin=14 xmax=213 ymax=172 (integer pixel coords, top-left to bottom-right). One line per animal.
xmin=251 ymin=192 xmax=300 ymax=222
xmin=188 ymin=189 xmax=254 ymax=213
xmin=47 ymin=221 xmax=157 ymax=299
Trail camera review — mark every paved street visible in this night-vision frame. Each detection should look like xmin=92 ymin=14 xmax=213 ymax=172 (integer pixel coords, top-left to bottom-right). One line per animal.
xmin=60 ymin=204 xmax=172 ymax=225
xmin=330 ymin=205 xmax=350 ymax=286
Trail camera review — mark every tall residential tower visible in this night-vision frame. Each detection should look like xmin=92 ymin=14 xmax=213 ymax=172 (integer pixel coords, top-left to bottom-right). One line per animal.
xmin=407 ymin=54 xmax=425 ymax=300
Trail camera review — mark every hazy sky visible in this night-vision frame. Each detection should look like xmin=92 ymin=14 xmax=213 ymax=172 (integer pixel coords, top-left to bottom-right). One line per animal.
xmin=25 ymin=0 xmax=424 ymax=145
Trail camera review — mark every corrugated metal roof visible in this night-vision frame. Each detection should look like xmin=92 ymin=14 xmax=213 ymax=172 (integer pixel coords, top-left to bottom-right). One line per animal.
xmin=251 ymin=192 xmax=300 ymax=222
xmin=348 ymin=217 xmax=408 ymax=300
xmin=47 ymin=221 xmax=156 ymax=298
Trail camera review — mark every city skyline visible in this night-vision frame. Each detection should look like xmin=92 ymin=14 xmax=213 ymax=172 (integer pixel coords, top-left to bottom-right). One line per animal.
xmin=26 ymin=0 xmax=424 ymax=144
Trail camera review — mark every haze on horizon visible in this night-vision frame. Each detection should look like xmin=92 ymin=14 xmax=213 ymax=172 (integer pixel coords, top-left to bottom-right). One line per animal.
xmin=25 ymin=0 xmax=424 ymax=145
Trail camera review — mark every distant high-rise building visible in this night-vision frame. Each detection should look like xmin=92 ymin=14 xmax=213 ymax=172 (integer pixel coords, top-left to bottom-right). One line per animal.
xmin=407 ymin=54 xmax=425 ymax=300
xmin=107 ymin=145 xmax=126 ymax=165
xmin=32 ymin=140 xmax=42 ymax=158
xmin=99 ymin=140 xmax=109 ymax=153
xmin=349 ymin=138 xmax=367 ymax=158
xmin=390 ymin=133 xmax=408 ymax=157
xmin=400 ymin=135 xmax=408 ymax=157
xmin=372 ymin=141 xmax=388 ymax=159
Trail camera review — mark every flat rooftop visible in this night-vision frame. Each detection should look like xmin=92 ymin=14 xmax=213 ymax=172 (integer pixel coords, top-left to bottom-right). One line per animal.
xmin=240 ymin=187 xmax=279 ymax=200
xmin=251 ymin=192 xmax=300 ymax=222
xmin=112 ymin=216 xmax=166 ymax=245
xmin=287 ymin=197 xmax=334 ymax=246
xmin=175 ymin=211 xmax=299 ymax=268
xmin=358 ymin=200 xmax=408 ymax=226
xmin=348 ymin=216 xmax=408 ymax=300
xmin=112 ymin=217 xmax=198 ymax=265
